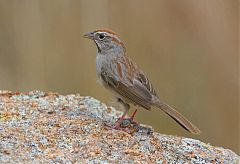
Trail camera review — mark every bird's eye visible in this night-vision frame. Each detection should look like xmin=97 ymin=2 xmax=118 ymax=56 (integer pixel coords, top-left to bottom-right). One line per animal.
xmin=98 ymin=33 xmax=105 ymax=40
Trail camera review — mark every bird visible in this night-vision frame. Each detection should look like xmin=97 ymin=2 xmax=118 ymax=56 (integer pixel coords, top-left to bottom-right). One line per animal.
xmin=83 ymin=28 xmax=201 ymax=134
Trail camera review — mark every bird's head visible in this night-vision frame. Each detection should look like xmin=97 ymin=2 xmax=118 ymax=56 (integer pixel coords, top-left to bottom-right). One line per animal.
xmin=83 ymin=28 xmax=126 ymax=54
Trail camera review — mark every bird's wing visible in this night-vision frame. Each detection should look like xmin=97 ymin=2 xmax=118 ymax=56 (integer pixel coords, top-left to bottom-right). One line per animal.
xmin=100 ymin=56 xmax=158 ymax=110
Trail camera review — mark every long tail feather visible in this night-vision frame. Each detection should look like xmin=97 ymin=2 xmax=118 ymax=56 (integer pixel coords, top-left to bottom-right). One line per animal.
xmin=155 ymin=100 xmax=201 ymax=134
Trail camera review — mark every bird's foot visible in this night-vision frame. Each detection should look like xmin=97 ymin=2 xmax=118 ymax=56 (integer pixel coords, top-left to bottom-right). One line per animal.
xmin=121 ymin=118 xmax=138 ymax=126
xmin=104 ymin=118 xmax=139 ymax=134
xmin=104 ymin=122 xmax=132 ymax=133
xmin=104 ymin=119 xmax=152 ymax=135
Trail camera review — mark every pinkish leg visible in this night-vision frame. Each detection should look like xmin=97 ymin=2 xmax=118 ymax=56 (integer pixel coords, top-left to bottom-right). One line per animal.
xmin=130 ymin=108 xmax=138 ymax=121
xmin=124 ymin=106 xmax=138 ymax=125
xmin=112 ymin=108 xmax=129 ymax=129
xmin=105 ymin=98 xmax=130 ymax=131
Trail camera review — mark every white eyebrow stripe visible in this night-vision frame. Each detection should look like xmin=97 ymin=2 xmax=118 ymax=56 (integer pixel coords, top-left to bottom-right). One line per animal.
xmin=97 ymin=32 xmax=107 ymax=35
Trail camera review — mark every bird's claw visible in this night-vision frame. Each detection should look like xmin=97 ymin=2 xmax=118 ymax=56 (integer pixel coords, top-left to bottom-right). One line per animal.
xmin=104 ymin=122 xmax=132 ymax=133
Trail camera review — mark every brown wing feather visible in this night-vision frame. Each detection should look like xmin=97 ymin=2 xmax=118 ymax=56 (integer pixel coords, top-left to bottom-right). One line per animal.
xmin=135 ymin=71 xmax=157 ymax=97
xmin=100 ymin=72 xmax=152 ymax=110
xmin=100 ymin=56 xmax=158 ymax=110
xmin=119 ymin=57 xmax=158 ymax=96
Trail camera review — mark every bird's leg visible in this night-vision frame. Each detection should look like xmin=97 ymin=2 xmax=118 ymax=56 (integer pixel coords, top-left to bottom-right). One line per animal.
xmin=124 ymin=105 xmax=138 ymax=125
xmin=113 ymin=98 xmax=130 ymax=128
xmin=130 ymin=108 xmax=138 ymax=121
xmin=105 ymin=98 xmax=131 ymax=132
xmin=113 ymin=106 xmax=129 ymax=129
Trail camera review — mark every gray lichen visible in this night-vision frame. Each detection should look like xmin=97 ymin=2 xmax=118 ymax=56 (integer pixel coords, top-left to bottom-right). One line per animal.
xmin=0 ymin=90 xmax=239 ymax=163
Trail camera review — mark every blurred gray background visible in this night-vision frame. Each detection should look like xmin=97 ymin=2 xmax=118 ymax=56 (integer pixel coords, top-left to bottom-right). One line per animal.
xmin=0 ymin=0 xmax=239 ymax=153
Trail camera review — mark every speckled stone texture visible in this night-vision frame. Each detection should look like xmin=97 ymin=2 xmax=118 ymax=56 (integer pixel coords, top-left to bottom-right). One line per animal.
xmin=0 ymin=90 xmax=239 ymax=163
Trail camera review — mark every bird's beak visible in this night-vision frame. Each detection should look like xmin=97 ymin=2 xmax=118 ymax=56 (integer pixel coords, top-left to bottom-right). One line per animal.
xmin=83 ymin=32 xmax=94 ymax=39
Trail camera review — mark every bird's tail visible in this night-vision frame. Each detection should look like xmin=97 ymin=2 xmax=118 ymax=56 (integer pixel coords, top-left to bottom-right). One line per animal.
xmin=155 ymin=100 xmax=201 ymax=134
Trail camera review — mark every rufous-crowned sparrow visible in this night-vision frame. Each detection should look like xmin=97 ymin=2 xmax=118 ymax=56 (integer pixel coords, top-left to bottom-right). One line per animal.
xmin=83 ymin=28 xmax=200 ymax=134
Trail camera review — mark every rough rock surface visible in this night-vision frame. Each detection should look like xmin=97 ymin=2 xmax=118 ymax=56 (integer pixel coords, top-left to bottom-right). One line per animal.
xmin=0 ymin=90 xmax=239 ymax=163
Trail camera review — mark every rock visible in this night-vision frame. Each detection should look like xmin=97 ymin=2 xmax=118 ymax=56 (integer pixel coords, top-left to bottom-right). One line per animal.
xmin=0 ymin=90 xmax=239 ymax=163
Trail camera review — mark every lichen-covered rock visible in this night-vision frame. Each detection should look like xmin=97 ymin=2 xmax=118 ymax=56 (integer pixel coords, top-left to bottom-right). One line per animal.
xmin=0 ymin=90 xmax=239 ymax=163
